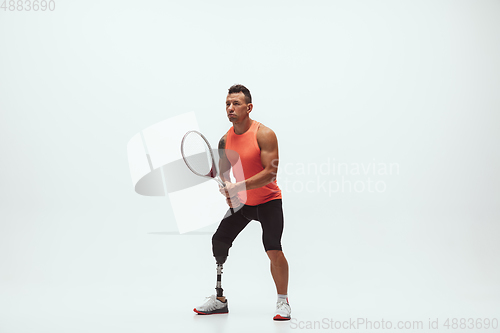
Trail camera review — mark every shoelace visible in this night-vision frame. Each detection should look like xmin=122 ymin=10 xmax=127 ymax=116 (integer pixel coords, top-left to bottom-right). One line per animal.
xmin=202 ymin=295 xmax=220 ymax=311
xmin=276 ymin=301 xmax=290 ymax=312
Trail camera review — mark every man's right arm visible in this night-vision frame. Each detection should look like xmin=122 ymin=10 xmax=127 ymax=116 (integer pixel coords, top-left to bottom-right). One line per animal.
xmin=218 ymin=133 xmax=241 ymax=208
xmin=218 ymin=133 xmax=231 ymax=182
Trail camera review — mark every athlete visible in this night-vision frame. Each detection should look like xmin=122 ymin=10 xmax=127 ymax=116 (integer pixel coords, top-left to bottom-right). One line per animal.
xmin=193 ymin=84 xmax=291 ymax=321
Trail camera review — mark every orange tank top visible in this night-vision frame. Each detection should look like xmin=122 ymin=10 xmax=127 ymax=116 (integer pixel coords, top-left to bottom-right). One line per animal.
xmin=225 ymin=120 xmax=282 ymax=206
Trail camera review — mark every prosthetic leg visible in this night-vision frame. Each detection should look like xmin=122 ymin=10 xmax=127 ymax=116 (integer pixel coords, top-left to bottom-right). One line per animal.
xmin=192 ymin=237 xmax=231 ymax=315
xmin=215 ymin=257 xmax=225 ymax=297
xmin=212 ymin=238 xmax=230 ymax=298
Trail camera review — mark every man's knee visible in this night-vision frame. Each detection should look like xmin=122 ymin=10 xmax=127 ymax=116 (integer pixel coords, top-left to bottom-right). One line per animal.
xmin=212 ymin=236 xmax=231 ymax=264
xmin=266 ymin=249 xmax=285 ymax=263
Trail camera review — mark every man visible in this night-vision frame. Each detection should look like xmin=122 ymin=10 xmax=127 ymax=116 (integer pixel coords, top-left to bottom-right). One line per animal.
xmin=193 ymin=84 xmax=291 ymax=321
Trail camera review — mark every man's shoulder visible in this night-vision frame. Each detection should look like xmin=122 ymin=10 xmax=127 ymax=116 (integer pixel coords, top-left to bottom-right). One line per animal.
xmin=256 ymin=122 xmax=276 ymax=137
xmin=221 ymin=125 xmax=234 ymax=140
xmin=256 ymin=122 xmax=278 ymax=149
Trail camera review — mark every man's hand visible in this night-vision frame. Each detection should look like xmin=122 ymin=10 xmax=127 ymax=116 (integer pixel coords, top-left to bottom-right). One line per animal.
xmin=226 ymin=195 xmax=241 ymax=208
xmin=219 ymin=181 xmax=243 ymax=198
xmin=219 ymin=181 xmax=244 ymax=208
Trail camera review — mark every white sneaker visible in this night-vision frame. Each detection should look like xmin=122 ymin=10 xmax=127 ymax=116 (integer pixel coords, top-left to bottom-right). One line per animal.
xmin=273 ymin=300 xmax=291 ymax=320
xmin=193 ymin=295 xmax=229 ymax=315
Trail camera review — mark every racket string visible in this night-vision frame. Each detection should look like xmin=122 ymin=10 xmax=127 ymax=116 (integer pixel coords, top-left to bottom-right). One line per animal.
xmin=182 ymin=132 xmax=216 ymax=177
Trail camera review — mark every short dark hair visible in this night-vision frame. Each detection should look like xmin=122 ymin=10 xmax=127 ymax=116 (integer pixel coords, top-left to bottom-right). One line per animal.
xmin=228 ymin=84 xmax=252 ymax=104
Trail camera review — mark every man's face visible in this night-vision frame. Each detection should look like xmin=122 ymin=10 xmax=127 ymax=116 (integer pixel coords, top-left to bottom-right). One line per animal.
xmin=226 ymin=92 xmax=251 ymax=123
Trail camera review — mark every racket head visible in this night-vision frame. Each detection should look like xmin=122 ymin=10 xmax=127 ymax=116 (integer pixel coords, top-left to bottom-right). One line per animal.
xmin=181 ymin=130 xmax=224 ymax=186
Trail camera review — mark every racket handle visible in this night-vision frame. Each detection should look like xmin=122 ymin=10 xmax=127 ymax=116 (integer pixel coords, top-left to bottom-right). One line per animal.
xmin=217 ymin=178 xmax=226 ymax=188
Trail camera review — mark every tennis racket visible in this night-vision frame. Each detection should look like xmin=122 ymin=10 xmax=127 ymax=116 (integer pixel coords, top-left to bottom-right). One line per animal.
xmin=180 ymin=130 xmax=226 ymax=188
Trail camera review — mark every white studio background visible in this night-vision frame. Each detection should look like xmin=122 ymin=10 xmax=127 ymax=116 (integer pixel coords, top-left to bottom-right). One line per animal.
xmin=1 ymin=1 xmax=499 ymax=332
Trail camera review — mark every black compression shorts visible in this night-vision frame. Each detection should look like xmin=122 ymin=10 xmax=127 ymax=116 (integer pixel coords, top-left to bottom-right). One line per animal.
xmin=213 ymin=199 xmax=284 ymax=252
